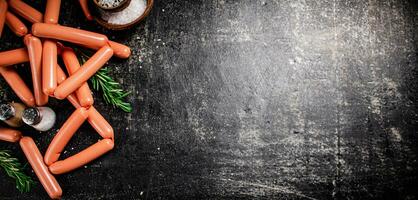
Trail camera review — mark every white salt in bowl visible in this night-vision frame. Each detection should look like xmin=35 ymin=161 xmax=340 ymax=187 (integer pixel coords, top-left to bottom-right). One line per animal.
xmin=93 ymin=0 xmax=131 ymax=12
xmin=92 ymin=0 xmax=154 ymax=30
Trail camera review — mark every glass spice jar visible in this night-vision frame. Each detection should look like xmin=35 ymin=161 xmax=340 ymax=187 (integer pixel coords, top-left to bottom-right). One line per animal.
xmin=22 ymin=107 xmax=56 ymax=132
xmin=0 ymin=102 xmax=27 ymax=127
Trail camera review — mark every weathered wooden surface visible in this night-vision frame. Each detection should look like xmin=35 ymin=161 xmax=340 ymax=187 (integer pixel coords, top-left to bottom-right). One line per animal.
xmin=1 ymin=0 xmax=418 ymax=199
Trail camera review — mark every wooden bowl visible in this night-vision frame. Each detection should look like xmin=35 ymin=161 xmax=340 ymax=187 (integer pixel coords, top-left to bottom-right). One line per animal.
xmin=92 ymin=0 xmax=154 ymax=31
xmin=93 ymin=0 xmax=131 ymax=12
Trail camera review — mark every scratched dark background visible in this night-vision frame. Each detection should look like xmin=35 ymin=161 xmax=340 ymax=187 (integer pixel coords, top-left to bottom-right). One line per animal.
xmin=1 ymin=0 xmax=418 ymax=199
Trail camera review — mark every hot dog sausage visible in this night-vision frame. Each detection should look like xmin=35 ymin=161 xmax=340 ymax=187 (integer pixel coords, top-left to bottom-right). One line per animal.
xmin=56 ymin=64 xmax=114 ymax=140
xmin=108 ymin=41 xmax=131 ymax=59
xmin=32 ymin=23 xmax=108 ymax=49
xmin=56 ymin=42 xmax=64 ymax=55
xmin=20 ymin=137 xmax=62 ymax=199
xmin=5 ymin=11 xmax=28 ymax=37
xmin=86 ymin=40 xmax=131 ymax=59
xmin=42 ymin=40 xmax=57 ymax=95
xmin=0 ymin=127 xmax=21 ymax=142
xmin=0 ymin=67 xmax=35 ymax=106
xmin=0 ymin=48 xmax=29 ymax=67
xmin=8 ymin=0 xmax=43 ymax=23
xmin=62 ymin=47 xmax=94 ymax=107
xmin=44 ymin=107 xmax=89 ymax=165
xmin=87 ymin=107 xmax=114 ymax=139
xmin=78 ymin=0 xmax=93 ymax=21
xmin=0 ymin=0 xmax=7 ymax=38
xmin=56 ymin=63 xmax=67 ymax=84
xmin=44 ymin=0 xmax=61 ymax=24
xmin=24 ymin=34 xmax=48 ymax=106
xmin=56 ymin=64 xmax=82 ymax=108
xmin=49 ymin=139 xmax=114 ymax=174
xmin=54 ymin=45 xmax=113 ymax=99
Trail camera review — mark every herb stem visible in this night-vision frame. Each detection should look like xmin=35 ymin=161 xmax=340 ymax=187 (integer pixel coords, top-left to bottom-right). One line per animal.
xmin=0 ymin=150 xmax=35 ymax=192
xmin=75 ymin=48 xmax=133 ymax=113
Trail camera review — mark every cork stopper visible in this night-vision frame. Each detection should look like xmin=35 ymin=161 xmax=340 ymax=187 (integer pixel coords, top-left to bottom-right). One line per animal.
xmin=22 ymin=107 xmax=42 ymax=125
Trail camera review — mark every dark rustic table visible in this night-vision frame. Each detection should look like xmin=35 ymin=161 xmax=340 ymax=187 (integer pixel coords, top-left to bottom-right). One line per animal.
xmin=1 ymin=0 xmax=418 ymax=199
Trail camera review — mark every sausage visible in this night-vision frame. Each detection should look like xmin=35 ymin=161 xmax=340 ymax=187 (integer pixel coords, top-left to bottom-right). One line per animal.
xmin=32 ymin=23 xmax=108 ymax=49
xmin=56 ymin=64 xmax=82 ymax=108
xmin=56 ymin=64 xmax=113 ymax=140
xmin=49 ymin=139 xmax=114 ymax=175
xmin=54 ymin=45 xmax=113 ymax=99
xmin=57 ymin=64 xmax=83 ymax=108
xmin=56 ymin=42 xmax=64 ymax=55
xmin=108 ymin=41 xmax=131 ymax=59
xmin=44 ymin=0 xmax=61 ymax=24
xmin=44 ymin=107 xmax=89 ymax=165
xmin=85 ymin=41 xmax=131 ymax=59
xmin=0 ymin=67 xmax=35 ymax=106
xmin=56 ymin=63 xmax=67 ymax=84
xmin=8 ymin=0 xmax=43 ymax=23
xmin=0 ymin=127 xmax=21 ymax=142
xmin=0 ymin=48 xmax=29 ymax=67
xmin=62 ymin=47 xmax=94 ymax=107
xmin=87 ymin=107 xmax=114 ymax=139
xmin=78 ymin=0 xmax=93 ymax=21
xmin=67 ymin=93 xmax=81 ymax=108
xmin=42 ymin=40 xmax=57 ymax=95
xmin=5 ymin=11 xmax=28 ymax=37
xmin=0 ymin=0 xmax=7 ymax=38
xmin=20 ymin=137 xmax=62 ymax=199
xmin=24 ymin=34 xmax=48 ymax=106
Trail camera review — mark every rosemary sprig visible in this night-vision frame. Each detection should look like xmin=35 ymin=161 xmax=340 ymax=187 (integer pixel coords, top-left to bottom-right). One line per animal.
xmin=76 ymin=48 xmax=133 ymax=113
xmin=0 ymin=150 xmax=35 ymax=193
xmin=90 ymin=67 xmax=133 ymax=112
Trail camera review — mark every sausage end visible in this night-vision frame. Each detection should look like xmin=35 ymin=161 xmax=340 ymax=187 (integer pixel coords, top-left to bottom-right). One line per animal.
xmin=43 ymin=87 xmax=56 ymax=96
xmin=79 ymin=97 xmax=94 ymax=108
xmin=31 ymin=23 xmax=41 ymax=37
xmin=53 ymin=88 xmax=67 ymax=100
xmin=25 ymin=98 xmax=36 ymax=107
xmin=45 ymin=18 xmax=58 ymax=25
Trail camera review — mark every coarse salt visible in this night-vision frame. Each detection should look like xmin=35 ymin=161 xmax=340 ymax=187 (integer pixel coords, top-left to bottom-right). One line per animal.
xmin=100 ymin=0 xmax=147 ymax=25
xmin=96 ymin=0 xmax=125 ymax=8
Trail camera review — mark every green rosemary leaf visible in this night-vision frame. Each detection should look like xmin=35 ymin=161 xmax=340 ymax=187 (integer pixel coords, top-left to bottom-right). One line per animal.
xmin=0 ymin=150 xmax=35 ymax=193
xmin=74 ymin=48 xmax=132 ymax=113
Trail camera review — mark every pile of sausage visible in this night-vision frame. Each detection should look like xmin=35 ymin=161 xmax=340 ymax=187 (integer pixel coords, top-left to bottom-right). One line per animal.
xmin=0 ymin=0 xmax=131 ymax=199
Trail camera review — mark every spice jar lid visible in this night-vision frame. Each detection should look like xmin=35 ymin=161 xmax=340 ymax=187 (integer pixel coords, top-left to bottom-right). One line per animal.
xmin=22 ymin=107 xmax=42 ymax=125
xmin=0 ymin=104 xmax=15 ymax=121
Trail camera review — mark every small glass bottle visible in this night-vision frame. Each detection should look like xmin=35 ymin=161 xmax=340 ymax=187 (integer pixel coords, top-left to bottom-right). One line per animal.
xmin=0 ymin=102 xmax=27 ymax=127
xmin=22 ymin=107 xmax=56 ymax=132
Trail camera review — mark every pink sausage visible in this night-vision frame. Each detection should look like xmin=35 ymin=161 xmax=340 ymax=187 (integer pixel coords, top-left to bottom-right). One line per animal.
xmin=0 ymin=48 xmax=29 ymax=67
xmin=0 ymin=67 xmax=36 ymax=106
xmin=44 ymin=0 xmax=61 ymax=24
xmin=49 ymin=139 xmax=114 ymax=174
xmin=87 ymin=107 xmax=114 ymax=140
xmin=20 ymin=137 xmax=62 ymax=199
xmin=42 ymin=39 xmax=57 ymax=95
xmin=78 ymin=0 xmax=93 ymax=20
xmin=85 ymin=40 xmax=131 ymax=59
xmin=5 ymin=11 xmax=28 ymax=37
xmin=32 ymin=23 xmax=108 ymax=49
xmin=54 ymin=45 xmax=113 ymax=99
xmin=56 ymin=65 xmax=114 ymax=140
xmin=44 ymin=108 xmax=89 ymax=165
xmin=62 ymin=47 xmax=94 ymax=107
xmin=0 ymin=127 xmax=21 ymax=142
xmin=0 ymin=0 xmax=7 ymax=38
xmin=24 ymin=34 xmax=49 ymax=106
xmin=8 ymin=0 xmax=43 ymax=23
